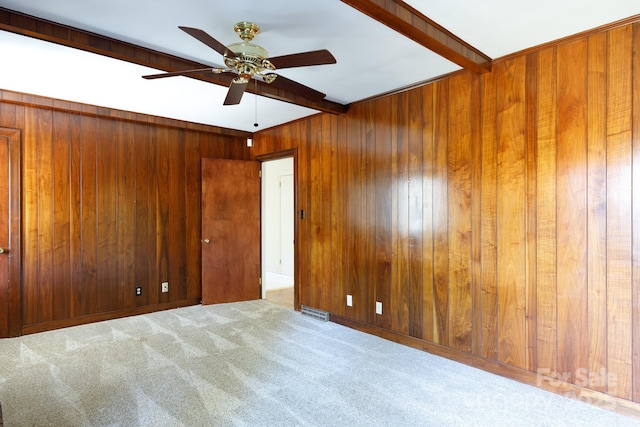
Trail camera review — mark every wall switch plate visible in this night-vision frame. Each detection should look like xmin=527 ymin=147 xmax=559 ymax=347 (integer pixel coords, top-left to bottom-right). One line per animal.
xmin=346 ymin=294 xmax=353 ymax=307
xmin=161 ymin=282 xmax=169 ymax=293
xmin=375 ymin=301 xmax=383 ymax=315
xmin=135 ymin=286 xmax=142 ymax=296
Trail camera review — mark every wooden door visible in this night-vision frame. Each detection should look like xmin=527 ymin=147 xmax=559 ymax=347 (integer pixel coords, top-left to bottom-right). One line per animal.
xmin=201 ymin=158 xmax=261 ymax=304
xmin=0 ymin=128 xmax=21 ymax=338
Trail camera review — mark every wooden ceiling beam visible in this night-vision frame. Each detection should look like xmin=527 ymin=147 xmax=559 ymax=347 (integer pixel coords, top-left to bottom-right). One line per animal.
xmin=341 ymin=0 xmax=492 ymax=74
xmin=0 ymin=7 xmax=348 ymax=115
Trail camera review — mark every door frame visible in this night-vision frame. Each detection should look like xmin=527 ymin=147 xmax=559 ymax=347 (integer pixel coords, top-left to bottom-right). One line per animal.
xmin=0 ymin=128 xmax=21 ymax=337
xmin=256 ymin=149 xmax=299 ymax=311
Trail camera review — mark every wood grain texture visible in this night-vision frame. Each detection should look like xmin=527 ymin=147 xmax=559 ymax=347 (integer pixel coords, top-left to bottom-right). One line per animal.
xmin=421 ymin=85 xmax=435 ymax=343
xmin=432 ymin=81 xmax=450 ymax=346
xmin=394 ymin=91 xmax=409 ymax=335
xmin=606 ymin=25 xmax=633 ymax=400
xmin=38 ymin=107 xmax=54 ymax=324
xmin=535 ymin=46 xmax=558 ymax=377
xmin=633 ymin=21 xmax=640 ymax=404
xmin=408 ymin=87 xmax=424 ymax=340
xmin=447 ymin=73 xmax=472 ymax=352
xmin=631 ymin=22 xmax=640 ymax=402
xmin=0 ymin=126 xmax=22 ymax=336
xmin=201 ymin=159 xmax=261 ymax=305
xmin=587 ymin=31 xmax=608 ymax=394
xmin=373 ymin=98 xmax=393 ymax=329
xmin=0 ymin=99 xmax=249 ymax=333
xmin=524 ymin=53 xmax=538 ymax=372
xmin=479 ymin=67 xmax=498 ymax=360
xmin=52 ymin=111 xmax=71 ymax=321
xmin=495 ymin=57 xmax=527 ymax=369
xmin=556 ymin=39 xmax=588 ymax=383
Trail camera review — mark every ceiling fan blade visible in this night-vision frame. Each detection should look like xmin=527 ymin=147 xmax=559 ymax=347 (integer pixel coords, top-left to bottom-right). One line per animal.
xmin=269 ymin=74 xmax=326 ymax=101
xmin=179 ymin=26 xmax=237 ymax=58
xmin=268 ymin=49 xmax=336 ymax=69
xmin=224 ymin=80 xmax=249 ymax=105
xmin=142 ymin=67 xmax=218 ymax=80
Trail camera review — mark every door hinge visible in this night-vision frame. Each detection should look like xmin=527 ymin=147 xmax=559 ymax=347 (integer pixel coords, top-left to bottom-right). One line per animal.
xmin=259 ymin=170 xmax=262 ymax=178
xmin=259 ymin=277 xmax=262 ymax=285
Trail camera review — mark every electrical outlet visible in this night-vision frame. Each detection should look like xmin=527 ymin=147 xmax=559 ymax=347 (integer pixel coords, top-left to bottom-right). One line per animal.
xmin=161 ymin=282 xmax=169 ymax=293
xmin=346 ymin=294 xmax=353 ymax=307
xmin=375 ymin=301 xmax=383 ymax=315
xmin=135 ymin=286 xmax=142 ymax=296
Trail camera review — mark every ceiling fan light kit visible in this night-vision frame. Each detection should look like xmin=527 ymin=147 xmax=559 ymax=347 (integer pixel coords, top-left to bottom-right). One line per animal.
xmin=142 ymin=21 xmax=336 ymax=106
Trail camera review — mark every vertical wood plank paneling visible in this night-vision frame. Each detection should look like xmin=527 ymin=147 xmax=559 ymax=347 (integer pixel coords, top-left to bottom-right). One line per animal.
xmin=362 ymin=107 xmax=376 ymax=325
xmin=408 ymin=86 xmax=424 ymax=340
xmin=447 ymin=73 xmax=472 ymax=352
xmin=96 ymin=118 xmax=118 ymax=313
xmin=361 ymin=110 xmax=374 ymax=322
xmin=587 ymin=31 xmax=608 ymax=393
xmin=606 ymin=25 xmax=633 ymax=400
xmin=421 ymin=85 xmax=435 ymax=343
xmin=331 ymin=115 xmax=346 ymax=317
xmin=480 ymin=67 xmax=498 ymax=360
xmin=330 ymin=114 xmax=346 ymax=316
xmin=118 ymin=120 xmax=136 ymax=308
xmin=496 ymin=57 xmax=527 ymax=369
xmin=432 ymin=80 xmax=449 ymax=346
xmin=309 ymin=116 xmax=324 ymax=310
xmin=525 ymin=53 xmax=538 ymax=372
xmin=633 ymin=21 xmax=640 ymax=404
xmin=373 ymin=99 xmax=393 ymax=329
xmin=470 ymin=74 xmax=482 ymax=357
xmin=388 ymin=96 xmax=399 ymax=328
xmin=52 ymin=111 xmax=71 ymax=321
xmin=8 ymin=96 xmax=247 ymax=333
xmin=296 ymin=122 xmax=310 ymax=309
xmin=147 ymin=126 xmax=159 ymax=305
xmin=307 ymin=116 xmax=322 ymax=309
xmin=80 ymin=115 xmax=98 ymax=316
xmin=36 ymin=108 xmax=54 ymax=324
xmin=135 ymin=123 xmax=150 ymax=307
xmin=536 ymin=46 xmax=558 ymax=375
xmin=156 ymin=126 xmax=170 ymax=305
xmin=69 ymin=113 xmax=82 ymax=317
xmin=185 ymin=131 xmax=202 ymax=300
xmin=556 ymin=38 xmax=588 ymax=383
xmin=168 ymin=128 xmax=187 ymax=301
xmin=394 ymin=91 xmax=410 ymax=335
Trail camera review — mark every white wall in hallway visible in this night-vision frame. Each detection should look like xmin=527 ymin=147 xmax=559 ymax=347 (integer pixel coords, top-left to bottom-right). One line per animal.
xmin=262 ymin=157 xmax=294 ymax=291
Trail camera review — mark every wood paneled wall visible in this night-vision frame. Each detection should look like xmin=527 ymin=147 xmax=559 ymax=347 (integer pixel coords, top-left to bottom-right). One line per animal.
xmin=253 ymin=21 xmax=640 ymax=406
xmin=0 ymin=91 xmax=250 ymax=334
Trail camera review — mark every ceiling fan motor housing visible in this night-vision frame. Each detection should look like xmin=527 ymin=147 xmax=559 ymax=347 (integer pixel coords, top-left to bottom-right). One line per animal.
xmin=224 ymin=26 xmax=276 ymax=81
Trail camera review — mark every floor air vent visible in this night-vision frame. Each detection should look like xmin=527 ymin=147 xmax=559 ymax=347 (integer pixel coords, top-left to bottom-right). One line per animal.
xmin=301 ymin=305 xmax=330 ymax=321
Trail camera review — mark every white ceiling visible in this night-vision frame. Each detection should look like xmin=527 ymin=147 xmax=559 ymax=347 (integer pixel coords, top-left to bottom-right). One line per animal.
xmin=0 ymin=0 xmax=638 ymax=132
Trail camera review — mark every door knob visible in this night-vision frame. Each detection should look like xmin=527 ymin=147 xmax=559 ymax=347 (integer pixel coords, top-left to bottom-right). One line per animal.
xmin=0 ymin=247 xmax=5 ymax=254
xmin=202 ymin=239 xmax=210 ymax=244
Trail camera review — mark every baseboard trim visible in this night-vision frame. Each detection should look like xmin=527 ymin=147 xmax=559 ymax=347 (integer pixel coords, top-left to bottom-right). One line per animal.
xmin=20 ymin=298 xmax=201 ymax=336
xmin=330 ymin=314 xmax=640 ymax=419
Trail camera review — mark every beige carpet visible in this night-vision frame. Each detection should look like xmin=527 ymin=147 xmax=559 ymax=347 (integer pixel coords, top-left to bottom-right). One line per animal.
xmin=0 ymin=300 xmax=637 ymax=426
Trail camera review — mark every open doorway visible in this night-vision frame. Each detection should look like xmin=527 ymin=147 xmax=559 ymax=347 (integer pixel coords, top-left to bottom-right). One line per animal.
xmin=261 ymin=156 xmax=294 ymax=309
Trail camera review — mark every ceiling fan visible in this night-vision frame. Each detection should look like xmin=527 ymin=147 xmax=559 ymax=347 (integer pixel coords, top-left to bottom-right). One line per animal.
xmin=142 ymin=22 xmax=336 ymax=105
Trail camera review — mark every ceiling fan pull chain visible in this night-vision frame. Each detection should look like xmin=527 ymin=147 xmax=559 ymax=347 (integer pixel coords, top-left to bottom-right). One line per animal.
xmin=254 ymin=78 xmax=259 ymax=128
